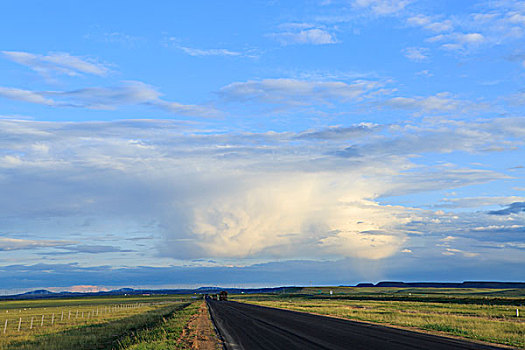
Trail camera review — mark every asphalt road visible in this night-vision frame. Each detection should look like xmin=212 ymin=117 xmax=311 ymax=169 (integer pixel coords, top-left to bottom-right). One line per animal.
xmin=207 ymin=300 xmax=507 ymax=350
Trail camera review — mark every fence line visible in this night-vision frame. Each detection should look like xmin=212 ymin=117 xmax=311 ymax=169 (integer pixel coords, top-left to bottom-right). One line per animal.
xmin=0 ymin=302 xmax=158 ymax=334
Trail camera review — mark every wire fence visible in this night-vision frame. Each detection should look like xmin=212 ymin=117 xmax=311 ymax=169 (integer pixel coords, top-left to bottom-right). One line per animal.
xmin=0 ymin=302 xmax=151 ymax=335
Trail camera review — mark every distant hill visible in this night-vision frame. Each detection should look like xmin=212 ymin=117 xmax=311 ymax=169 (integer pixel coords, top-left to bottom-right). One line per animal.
xmin=2 ymin=281 xmax=524 ymax=301
xmin=0 ymin=286 xmax=300 ymax=301
xmin=362 ymin=281 xmax=525 ymax=289
xmin=20 ymin=289 xmax=54 ymax=296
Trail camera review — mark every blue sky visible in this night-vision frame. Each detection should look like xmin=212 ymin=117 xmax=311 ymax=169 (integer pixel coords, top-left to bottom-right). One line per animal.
xmin=0 ymin=0 xmax=524 ymax=293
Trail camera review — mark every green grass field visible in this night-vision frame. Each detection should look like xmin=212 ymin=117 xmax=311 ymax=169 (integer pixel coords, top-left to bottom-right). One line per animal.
xmin=0 ymin=295 xmax=201 ymax=350
xmin=2 ymin=288 xmax=524 ymax=349
xmin=119 ymin=301 xmax=201 ymax=350
xmin=233 ymin=287 xmax=525 ymax=348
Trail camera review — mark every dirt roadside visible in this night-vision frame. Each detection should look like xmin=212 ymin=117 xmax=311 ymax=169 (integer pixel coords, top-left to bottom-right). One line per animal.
xmin=183 ymin=301 xmax=222 ymax=350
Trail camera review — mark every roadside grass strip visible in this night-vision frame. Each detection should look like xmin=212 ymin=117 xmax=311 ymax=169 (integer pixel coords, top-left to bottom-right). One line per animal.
xmin=237 ymin=298 xmax=525 ymax=348
xmin=121 ymin=302 xmax=200 ymax=350
xmin=1 ymin=301 xmax=192 ymax=350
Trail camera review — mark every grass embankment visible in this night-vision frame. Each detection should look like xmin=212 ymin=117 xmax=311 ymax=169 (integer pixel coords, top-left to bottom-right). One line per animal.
xmin=121 ymin=302 xmax=201 ymax=350
xmin=233 ymin=288 xmax=525 ymax=349
xmin=0 ymin=295 xmax=198 ymax=350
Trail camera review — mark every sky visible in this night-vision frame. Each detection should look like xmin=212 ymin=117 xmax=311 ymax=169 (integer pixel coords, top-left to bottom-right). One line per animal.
xmin=0 ymin=0 xmax=524 ymax=293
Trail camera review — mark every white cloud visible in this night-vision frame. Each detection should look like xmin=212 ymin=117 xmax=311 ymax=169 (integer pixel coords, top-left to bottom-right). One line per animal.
xmin=0 ymin=237 xmax=73 ymax=251
xmin=508 ymin=11 xmax=525 ymax=25
xmin=412 ymin=2 xmax=525 ymax=54
xmin=353 ymin=0 xmax=413 ymax=15
xmin=428 ymin=32 xmax=485 ymax=51
xmin=403 ymin=47 xmax=429 ymax=61
xmin=0 ymin=81 xmax=218 ymax=117
xmin=163 ymin=36 xmax=253 ymax=57
xmin=217 ymin=78 xmax=489 ymax=117
xmin=0 ymin=116 xmax=521 ymax=262
xmin=435 ymin=196 xmax=525 ymax=209
xmin=271 ymin=28 xmax=338 ymax=45
xmin=178 ymin=46 xmax=242 ymax=57
xmin=508 ymin=91 xmax=525 ymax=105
xmin=381 ymin=92 xmax=462 ymax=113
xmin=442 ymin=248 xmax=479 ymax=258
xmin=160 ymin=101 xmax=218 ymax=117
xmin=219 ymin=78 xmax=382 ymax=105
xmin=457 ymin=32 xmax=485 ymax=44
xmin=2 ymin=51 xmax=109 ymax=77
xmin=0 ymin=87 xmax=55 ymax=105
xmin=407 ymin=15 xmax=453 ymax=33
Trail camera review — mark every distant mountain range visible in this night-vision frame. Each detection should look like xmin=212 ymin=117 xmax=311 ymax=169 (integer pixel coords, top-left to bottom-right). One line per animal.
xmin=0 ymin=286 xmax=299 ymax=300
xmin=2 ymin=281 xmax=524 ymax=300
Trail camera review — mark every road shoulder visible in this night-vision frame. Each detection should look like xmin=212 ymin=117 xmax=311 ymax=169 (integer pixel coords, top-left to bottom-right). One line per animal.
xmin=185 ymin=301 xmax=222 ymax=350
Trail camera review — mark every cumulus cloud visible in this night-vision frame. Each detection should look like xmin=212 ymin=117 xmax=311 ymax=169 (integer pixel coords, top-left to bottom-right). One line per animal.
xmin=2 ymin=51 xmax=109 ymax=77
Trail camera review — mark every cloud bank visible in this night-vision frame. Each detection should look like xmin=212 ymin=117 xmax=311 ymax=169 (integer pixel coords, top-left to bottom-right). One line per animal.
xmin=0 ymin=116 xmax=522 ymax=267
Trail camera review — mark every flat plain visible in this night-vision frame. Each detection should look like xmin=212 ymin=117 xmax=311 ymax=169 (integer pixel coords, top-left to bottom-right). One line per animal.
xmin=0 ymin=295 xmax=205 ymax=350
xmin=1 ymin=288 xmax=523 ymax=349
xmin=232 ymin=287 xmax=525 ymax=349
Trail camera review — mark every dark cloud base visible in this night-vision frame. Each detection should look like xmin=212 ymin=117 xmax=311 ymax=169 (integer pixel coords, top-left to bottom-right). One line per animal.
xmin=488 ymin=202 xmax=525 ymax=215
xmin=2 ymin=256 xmax=524 ymax=293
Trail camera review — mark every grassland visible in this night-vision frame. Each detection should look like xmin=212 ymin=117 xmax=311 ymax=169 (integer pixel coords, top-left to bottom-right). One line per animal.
xmin=0 ymin=295 xmax=201 ymax=350
xmin=233 ymin=287 xmax=525 ymax=348
xmin=119 ymin=301 xmax=201 ymax=349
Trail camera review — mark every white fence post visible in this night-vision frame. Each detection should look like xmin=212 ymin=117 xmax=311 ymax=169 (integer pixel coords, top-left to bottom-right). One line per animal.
xmin=4 ymin=319 xmax=7 ymax=334
xmin=17 ymin=317 xmax=21 ymax=331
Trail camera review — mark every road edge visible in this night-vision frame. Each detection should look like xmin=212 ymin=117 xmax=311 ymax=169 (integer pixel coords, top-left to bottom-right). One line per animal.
xmin=207 ymin=300 xmax=241 ymax=350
